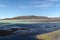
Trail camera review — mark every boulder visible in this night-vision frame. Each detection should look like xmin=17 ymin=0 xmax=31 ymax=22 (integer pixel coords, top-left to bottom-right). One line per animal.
xmin=8 ymin=28 xmax=18 ymax=31
xmin=0 ymin=30 xmax=14 ymax=36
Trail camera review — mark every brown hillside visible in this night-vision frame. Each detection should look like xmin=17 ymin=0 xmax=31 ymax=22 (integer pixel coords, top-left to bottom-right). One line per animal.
xmin=3 ymin=16 xmax=49 ymax=20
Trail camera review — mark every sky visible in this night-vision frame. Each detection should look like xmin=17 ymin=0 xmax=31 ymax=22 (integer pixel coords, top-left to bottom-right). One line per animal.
xmin=0 ymin=0 xmax=60 ymax=18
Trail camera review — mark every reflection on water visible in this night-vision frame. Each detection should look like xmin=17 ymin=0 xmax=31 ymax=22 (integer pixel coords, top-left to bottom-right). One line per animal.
xmin=0 ymin=23 xmax=60 ymax=40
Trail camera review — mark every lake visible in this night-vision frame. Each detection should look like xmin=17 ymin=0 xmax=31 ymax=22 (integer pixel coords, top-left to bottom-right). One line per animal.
xmin=0 ymin=22 xmax=60 ymax=40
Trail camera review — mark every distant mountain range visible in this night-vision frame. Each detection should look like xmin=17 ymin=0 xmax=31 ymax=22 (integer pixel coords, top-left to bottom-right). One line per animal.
xmin=2 ymin=15 xmax=60 ymax=22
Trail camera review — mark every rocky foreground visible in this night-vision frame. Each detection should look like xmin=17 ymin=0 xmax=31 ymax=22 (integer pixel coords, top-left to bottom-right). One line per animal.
xmin=36 ymin=30 xmax=60 ymax=40
xmin=0 ymin=27 xmax=31 ymax=36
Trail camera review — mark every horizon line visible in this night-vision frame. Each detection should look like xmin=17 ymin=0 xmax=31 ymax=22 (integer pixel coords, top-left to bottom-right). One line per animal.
xmin=0 ymin=15 xmax=60 ymax=19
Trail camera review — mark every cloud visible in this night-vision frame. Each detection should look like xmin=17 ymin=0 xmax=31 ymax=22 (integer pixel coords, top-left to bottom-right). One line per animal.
xmin=34 ymin=3 xmax=60 ymax=8
xmin=31 ymin=0 xmax=60 ymax=8
xmin=19 ymin=0 xmax=60 ymax=9
xmin=34 ymin=4 xmax=52 ymax=7
xmin=0 ymin=4 xmax=7 ymax=8
xmin=48 ymin=0 xmax=59 ymax=2
xmin=48 ymin=16 xmax=60 ymax=18
xmin=19 ymin=5 xmax=29 ymax=10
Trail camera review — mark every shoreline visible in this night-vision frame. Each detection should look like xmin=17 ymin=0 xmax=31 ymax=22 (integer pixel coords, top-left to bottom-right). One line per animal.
xmin=0 ymin=22 xmax=60 ymax=23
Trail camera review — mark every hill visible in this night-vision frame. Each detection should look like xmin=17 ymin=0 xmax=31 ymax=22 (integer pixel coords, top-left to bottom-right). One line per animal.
xmin=2 ymin=15 xmax=60 ymax=22
xmin=3 ymin=16 xmax=49 ymax=20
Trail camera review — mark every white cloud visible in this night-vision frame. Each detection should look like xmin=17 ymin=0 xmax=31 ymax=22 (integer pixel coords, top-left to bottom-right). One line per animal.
xmin=19 ymin=0 xmax=60 ymax=9
xmin=48 ymin=0 xmax=59 ymax=2
xmin=34 ymin=3 xmax=60 ymax=8
xmin=31 ymin=1 xmax=46 ymax=4
xmin=54 ymin=4 xmax=60 ymax=7
xmin=34 ymin=4 xmax=53 ymax=7
xmin=0 ymin=4 xmax=7 ymax=8
xmin=19 ymin=5 xmax=28 ymax=10
xmin=48 ymin=16 xmax=60 ymax=18
xmin=31 ymin=0 xmax=60 ymax=8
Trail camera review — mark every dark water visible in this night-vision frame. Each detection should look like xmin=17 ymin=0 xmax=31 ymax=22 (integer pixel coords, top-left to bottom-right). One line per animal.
xmin=0 ymin=23 xmax=60 ymax=40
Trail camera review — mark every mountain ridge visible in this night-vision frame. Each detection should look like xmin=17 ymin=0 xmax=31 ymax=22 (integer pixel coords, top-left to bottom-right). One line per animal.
xmin=3 ymin=16 xmax=50 ymax=20
xmin=2 ymin=15 xmax=60 ymax=22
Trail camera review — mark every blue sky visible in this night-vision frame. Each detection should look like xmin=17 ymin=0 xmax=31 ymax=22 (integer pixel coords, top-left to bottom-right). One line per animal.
xmin=0 ymin=0 xmax=60 ymax=18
